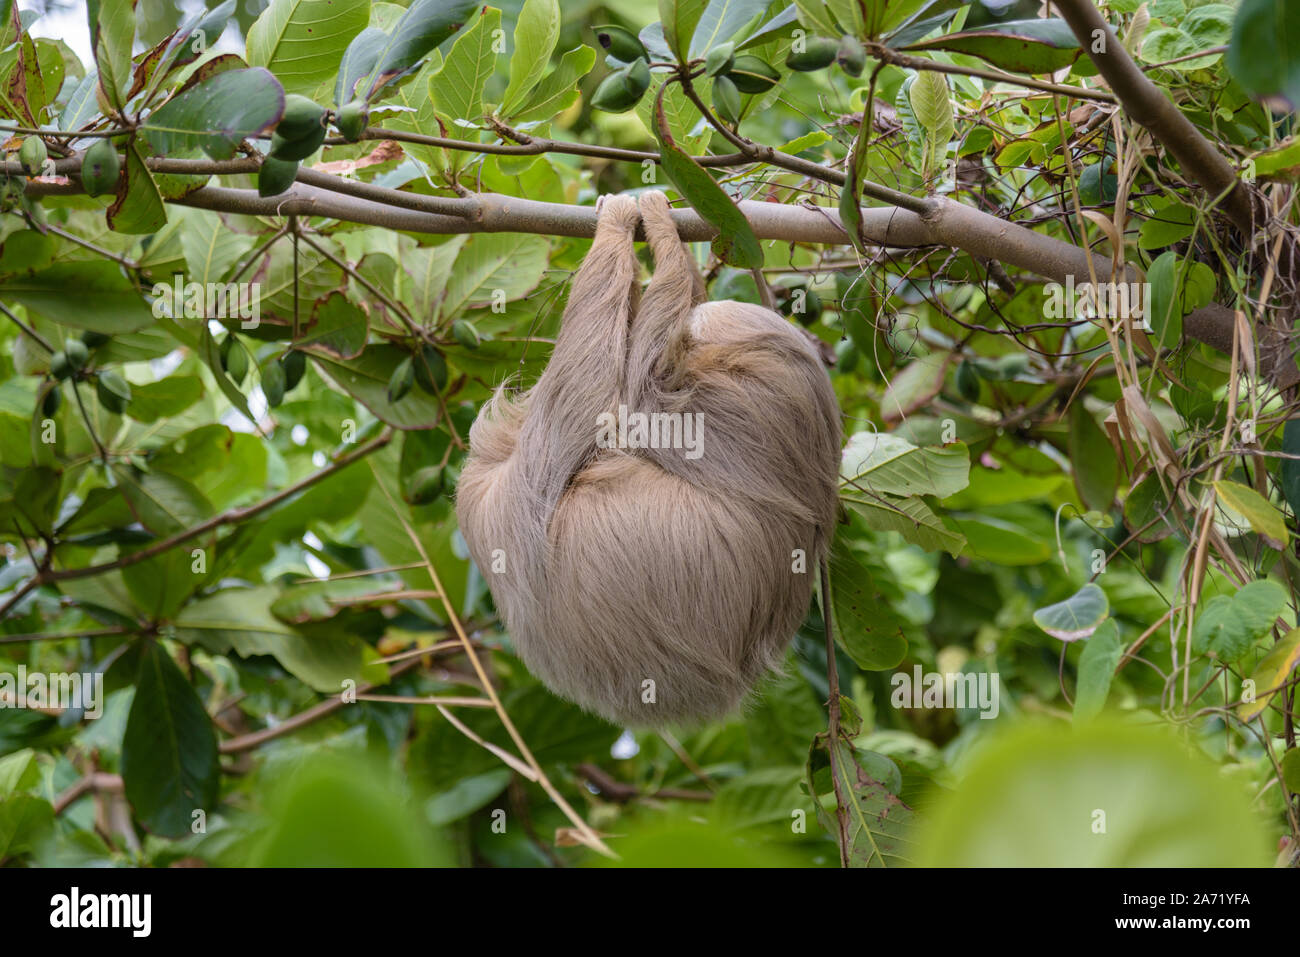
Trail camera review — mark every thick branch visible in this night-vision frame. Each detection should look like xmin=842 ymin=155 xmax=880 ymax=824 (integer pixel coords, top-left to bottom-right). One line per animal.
xmin=1054 ymin=0 xmax=1258 ymax=237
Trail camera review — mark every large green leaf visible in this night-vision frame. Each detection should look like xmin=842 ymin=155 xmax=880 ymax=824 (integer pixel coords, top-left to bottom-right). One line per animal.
xmin=841 ymin=431 xmax=969 ymax=498
xmin=311 ymin=344 xmax=446 ymax=429
xmin=428 ymin=5 xmax=500 ymax=131
xmin=339 ymin=0 xmax=479 ymax=103
xmin=499 ymin=0 xmax=559 ymax=116
xmin=175 ymin=586 xmax=389 ymax=691
xmin=905 ymin=18 xmax=1081 ymax=74
xmin=826 ymin=542 xmax=909 ymax=670
xmin=121 ymin=641 xmax=219 ymax=837
xmin=1238 ymin=627 xmax=1300 ymax=722
xmin=0 ymin=262 xmax=153 ymax=333
xmin=1073 ymin=619 xmax=1123 ymax=723
xmin=1227 ymin=0 xmax=1300 ymax=108
xmin=917 ymin=720 xmax=1271 ymax=865
xmin=143 ymin=67 xmax=284 ymax=160
xmin=653 ymin=91 xmax=762 ymax=269
xmin=1193 ymin=579 xmax=1288 ymax=663
xmin=509 ymin=45 xmax=596 ymax=123
xmin=1033 ymin=583 xmax=1109 ymax=642
xmin=246 ymin=0 xmax=370 ymax=97
xmin=659 ymin=0 xmax=708 ymax=61
xmin=89 ymin=0 xmax=136 ymax=109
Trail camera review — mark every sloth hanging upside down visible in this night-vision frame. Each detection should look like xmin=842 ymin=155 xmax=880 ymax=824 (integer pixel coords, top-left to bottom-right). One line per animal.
xmin=455 ymin=191 xmax=842 ymax=727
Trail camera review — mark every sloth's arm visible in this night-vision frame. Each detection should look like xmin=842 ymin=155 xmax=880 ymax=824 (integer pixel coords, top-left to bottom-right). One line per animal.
xmin=516 ymin=194 xmax=641 ymax=510
xmin=625 ymin=190 xmax=704 ymax=403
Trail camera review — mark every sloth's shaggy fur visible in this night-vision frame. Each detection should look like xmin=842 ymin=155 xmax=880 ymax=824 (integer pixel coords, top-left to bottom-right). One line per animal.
xmin=456 ymin=191 xmax=841 ymax=726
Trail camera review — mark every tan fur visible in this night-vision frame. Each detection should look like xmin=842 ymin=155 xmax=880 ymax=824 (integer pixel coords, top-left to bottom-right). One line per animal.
xmin=455 ymin=192 xmax=841 ymax=726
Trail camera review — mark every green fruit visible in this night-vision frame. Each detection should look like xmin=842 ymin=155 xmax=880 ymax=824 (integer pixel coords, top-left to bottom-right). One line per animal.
xmin=592 ymin=25 xmax=647 ymax=64
xmin=836 ymin=36 xmax=867 ymax=78
xmin=221 ymin=334 xmax=249 ymax=385
xmin=41 ymin=384 xmax=61 ymax=417
xmin=18 ymin=137 xmax=47 ymax=175
xmin=49 ymin=351 xmax=71 ymax=380
xmin=387 ymin=356 xmax=415 ymax=403
xmin=590 ymin=70 xmax=643 ymax=113
xmin=414 ymin=346 xmax=448 ymax=394
xmin=277 ymin=94 xmax=327 ymax=142
xmin=786 ymin=36 xmax=839 ymax=72
xmin=834 ymin=338 xmax=859 ymax=373
xmin=281 ymin=349 xmax=307 ymax=391
xmin=80 ymin=330 xmax=111 ymax=349
xmin=405 ymin=465 xmax=445 ymax=505
xmin=258 ymin=157 xmax=299 ymax=197
xmin=262 ymin=359 xmax=286 ymax=408
xmin=81 ymin=139 xmax=120 ymax=196
xmin=792 ymin=287 xmax=823 ymax=326
xmin=452 ymin=319 xmax=480 ymax=349
xmin=64 ymin=339 xmax=89 ymax=371
xmin=96 ymin=369 xmax=131 ymax=414
xmin=705 ymin=42 xmax=735 ymax=77
xmin=727 ymin=55 xmax=780 ymax=94
xmin=335 ymin=100 xmax=369 ymax=142
xmin=269 ymin=124 xmax=328 ymax=162
xmin=623 ymin=57 xmax=651 ymax=98
xmin=712 ymin=75 xmax=742 ymax=124
xmin=955 ymin=360 xmax=981 ymax=402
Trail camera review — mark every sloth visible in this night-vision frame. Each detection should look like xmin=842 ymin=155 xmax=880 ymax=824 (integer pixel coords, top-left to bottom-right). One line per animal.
xmin=455 ymin=191 xmax=842 ymax=726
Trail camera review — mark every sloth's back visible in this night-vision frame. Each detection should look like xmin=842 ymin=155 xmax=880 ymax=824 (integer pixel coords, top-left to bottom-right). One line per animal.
xmin=527 ymin=451 xmax=820 ymax=726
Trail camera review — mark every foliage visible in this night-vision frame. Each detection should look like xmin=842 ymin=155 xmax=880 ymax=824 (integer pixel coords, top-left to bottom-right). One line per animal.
xmin=0 ymin=0 xmax=1297 ymax=868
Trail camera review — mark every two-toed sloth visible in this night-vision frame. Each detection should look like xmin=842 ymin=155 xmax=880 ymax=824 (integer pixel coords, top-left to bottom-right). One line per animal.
xmin=456 ymin=192 xmax=841 ymax=726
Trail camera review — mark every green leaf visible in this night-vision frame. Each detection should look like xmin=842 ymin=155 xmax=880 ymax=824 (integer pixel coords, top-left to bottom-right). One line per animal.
xmin=175 ymin=586 xmax=389 ymax=691
xmin=429 ymin=5 xmax=500 ymax=129
xmin=1145 ymin=250 xmax=1215 ymax=345
xmin=654 ymin=101 xmax=762 ymax=268
xmin=143 ymin=67 xmax=284 ymax=160
xmin=1074 ymin=619 xmax=1123 ymax=723
xmin=297 ymin=291 xmax=369 ymax=358
xmin=121 ymin=641 xmax=219 ymax=837
xmin=312 ymin=344 xmax=446 ymax=429
xmin=346 ymin=0 xmax=480 ymax=102
xmin=89 ymin=0 xmax=136 ymax=109
xmin=106 ymin=141 xmax=167 ymax=234
xmin=908 ymin=69 xmax=953 ymax=180
xmin=500 ymin=0 xmax=559 ymax=116
xmin=1227 ymin=0 xmax=1300 ymax=109
xmin=1214 ymin=479 xmax=1289 ymax=546
xmin=1193 ymin=579 xmax=1288 ymax=663
xmin=246 ymin=0 xmax=370 ymax=97
xmin=1033 ymin=583 xmax=1109 ymax=642
xmin=905 ymin=18 xmax=1081 ymax=74
xmin=1238 ymin=627 xmax=1300 ymax=722
xmin=659 ymin=0 xmax=708 ymax=61
xmin=917 ymin=720 xmax=1271 ymax=865
xmin=252 ymin=752 xmax=449 ymax=865
xmin=827 ymin=542 xmax=909 ymax=670
xmin=0 ymin=262 xmax=154 ymax=333
xmin=114 ymin=463 xmax=214 ymax=536
xmin=510 ymin=45 xmax=596 ymax=123
xmin=691 ymin=0 xmax=769 ymax=58
xmin=1068 ymin=402 xmax=1118 ymax=511
xmin=841 ymin=431 xmax=970 ymax=499
xmin=0 ymin=795 xmax=53 ymax=859
xmin=844 ymin=493 xmax=966 ymax=556
xmin=439 ymin=233 xmax=549 ymax=319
